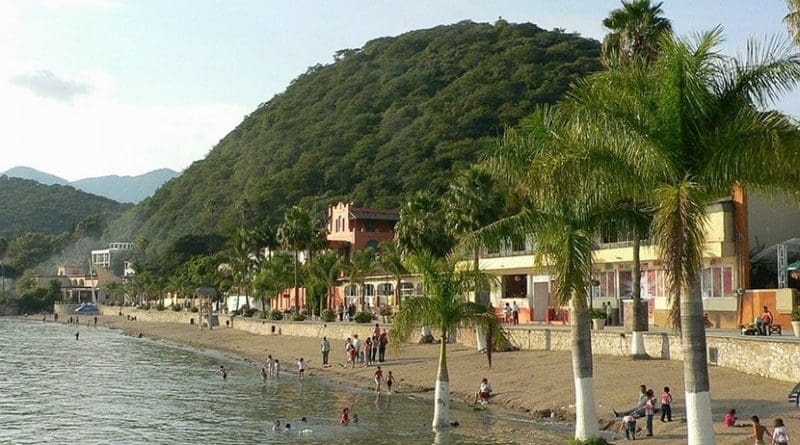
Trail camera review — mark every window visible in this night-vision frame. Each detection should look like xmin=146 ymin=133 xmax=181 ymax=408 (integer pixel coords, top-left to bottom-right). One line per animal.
xmin=640 ymin=269 xmax=666 ymax=299
xmin=377 ymin=283 xmax=392 ymax=296
xmin=619 ymin=270 xmax=633 ymax=299
xmin=591 ymin=271 xmax=617 ymax=298
xmin=365 ymin=221 xmax=376 ymax=232
xmin=502 ymin=275 xmax=527 ymax=298
xmin=363 ymin=284 xmax=375 ymax=297
xmin=400 ymin=282 xmax=415 ymax=297
xmin=701 ymin=265 xmax=733 ymax=298
xmin=344 ymin=285 xmax=358 ymax=297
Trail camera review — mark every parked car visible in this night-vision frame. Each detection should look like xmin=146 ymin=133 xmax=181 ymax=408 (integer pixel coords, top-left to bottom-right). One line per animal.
xmin=789 ymin=383 xmax=800 ymax=407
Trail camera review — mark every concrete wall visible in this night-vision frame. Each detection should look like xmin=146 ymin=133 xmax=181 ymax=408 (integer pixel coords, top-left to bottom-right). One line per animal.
xmin=459 ymin=325 xmax=800 ymax=383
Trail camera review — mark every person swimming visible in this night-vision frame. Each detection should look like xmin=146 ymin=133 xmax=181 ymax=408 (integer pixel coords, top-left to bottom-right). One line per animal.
xmin=272 ymin=420 xmax=282 ymax=432
xmin=218 ymin=365 xmax=228 ymax=380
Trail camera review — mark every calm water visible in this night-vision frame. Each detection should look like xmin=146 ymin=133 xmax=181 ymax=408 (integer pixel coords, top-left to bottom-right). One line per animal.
xmin=0 ymin=319 xmax=563 ymax=444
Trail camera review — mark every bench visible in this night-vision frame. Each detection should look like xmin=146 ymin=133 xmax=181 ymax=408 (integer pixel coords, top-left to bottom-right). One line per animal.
xmin=768 ymin=324 xmax=782 ymax=336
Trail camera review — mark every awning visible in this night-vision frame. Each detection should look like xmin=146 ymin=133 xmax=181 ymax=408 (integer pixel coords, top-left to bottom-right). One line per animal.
xmin=784 ymin=260 xmax=800 ymax=271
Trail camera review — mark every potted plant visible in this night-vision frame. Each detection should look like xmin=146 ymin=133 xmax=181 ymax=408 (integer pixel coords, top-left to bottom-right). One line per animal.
xmin=791 ymin=307 xmax=800 ymax=337
xmin=590 ymin=308 xmax=606 ymax=330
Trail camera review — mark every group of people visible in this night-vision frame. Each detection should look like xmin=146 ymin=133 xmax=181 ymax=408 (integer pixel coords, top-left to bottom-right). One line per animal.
xmin=725 ymin=409 xmax=791 ymax=445
xmin=614 ymin=384 xmax=672 ymax=439
xmin=502 ymin=302 xmax=519 ymax=324
xmin=337 ymin=304 xmax=358 ymax=321
xmin=260 ymin=354 xmax=282 ymax=379
xmin=342 ymin=324 xmax=389 ymax=367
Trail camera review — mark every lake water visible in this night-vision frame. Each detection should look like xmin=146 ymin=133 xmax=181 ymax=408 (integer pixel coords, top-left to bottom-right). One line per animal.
xmin=0 ymin=319 xmax=564 ymax=444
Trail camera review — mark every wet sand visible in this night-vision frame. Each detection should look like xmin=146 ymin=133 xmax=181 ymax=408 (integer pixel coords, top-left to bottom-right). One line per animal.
xmin=92 ymin=315 xmax=798 ymax=444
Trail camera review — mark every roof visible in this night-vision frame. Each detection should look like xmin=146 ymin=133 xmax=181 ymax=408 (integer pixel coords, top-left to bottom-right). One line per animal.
xmin=349 ymin=207 xmax=399 ymax=222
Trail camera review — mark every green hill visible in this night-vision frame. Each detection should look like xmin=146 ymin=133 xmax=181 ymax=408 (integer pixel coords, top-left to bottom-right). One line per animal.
xmin=113 ymin=20 xmax=601 ymax=248
xmin=0 ymin=176 xmax=131 ymax=240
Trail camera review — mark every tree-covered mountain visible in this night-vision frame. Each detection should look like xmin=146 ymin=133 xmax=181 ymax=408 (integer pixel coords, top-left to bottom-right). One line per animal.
xmin=0 ymin=176 xmax=131 ymax=239
xmin=112 ymin=20 xmax=602 ymax=248
xmin=3 ymin=166 xmax=179 ymax=204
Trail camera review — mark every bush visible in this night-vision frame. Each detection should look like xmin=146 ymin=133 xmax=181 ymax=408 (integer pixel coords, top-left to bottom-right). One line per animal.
xmin=142 ymin=303 xmax=151 ymax=310
xmin=190 ymin=306 xmax=199 ymax=313
xmin=259 ymin=311 xmax=269 ymax=319
xmin=244 ymin=307 xmax=258 ymax=318
xmin=292 ymin=313 xmax=307 ymax=322
xmin=568 ymin=437 xmax=608 ymax=445
xmin=792 ymin=306 xmax=800 ymax=321
xmin=268 ymin=309 xmax=283 ymax=321
xmin=155 ymin=303 xmax=166 ymax=311
xmin=353 ymin=311 xmax=373 ymax=323
xmin=171 ymin=304 xmax=181 ymax=312
xmin=588 ymin=308 xmax=605 ymax=319
xmin=321 ymin=309 xmax=336 ymax=322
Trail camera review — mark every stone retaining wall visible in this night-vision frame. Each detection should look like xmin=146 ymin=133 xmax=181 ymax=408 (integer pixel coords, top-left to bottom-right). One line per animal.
xmin=458 ymin=326 xmax=800 ymax=383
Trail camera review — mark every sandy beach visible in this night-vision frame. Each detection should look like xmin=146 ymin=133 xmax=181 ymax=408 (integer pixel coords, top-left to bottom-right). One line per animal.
xmin=90 ymin=315 xmax=798 ymax=444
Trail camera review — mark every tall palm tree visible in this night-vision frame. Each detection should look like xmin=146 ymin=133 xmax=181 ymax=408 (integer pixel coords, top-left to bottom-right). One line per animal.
xmin=227 ymin=228 xmax=258 ymax=311
xmin=786 ymin=0 xmax=800 ymax=45
xmin=395 ymin=191 xmax=454 ymax=259
xmin=566 ymin=29 xmax=800 ymax=444
xmin=390 ymin=252 xmax=501 ymax=429
xmin=277 ymin=206 xmax=317 ymax=312
xmin=345 ymin=246 xmax=376 ymax=310
xmin=306 ymin=251 xmax=342 ymax=312
xmin=254 ymin=252 xmax=294 ymax=312
xmin=601 ymin=0 xmax=671 ymax=66
xmin=376 ymin=241 xmax=408 ymax=309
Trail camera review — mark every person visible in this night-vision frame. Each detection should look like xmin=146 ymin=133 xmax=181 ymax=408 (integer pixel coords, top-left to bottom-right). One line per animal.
xmin=137 ymin=332 xmax=143 ymax=338
xmin=347 ymin=340 xmax=357 ymax=368
xmin=352 ymin=335 xmax=362 ymax=364
xmin=386 ymin=371 xmax=395 ymax=394
xmin=266 ymin=354 xmax=276 ymax=377
xmin=272 ymin=420 xmax=282 ymax=432
xmin=340 ymin=407 xmax=350 ymax=425
xmin=75 ymin=331 xmax=79 ymax=341
xmin=772 ymin=418 xmax=789 ymax=445
xmin=724 ymin=409 xmax=738 ymax=427
xmin=660 ymin=386 xmax=673 ymax=422
xmin=274 ymin=359 xmax=280 ymax=377
xmin=218 ymin=365 xmax=228 ymax=380
xmin=511 ymin=301 xmax=519 ymax=325
xmin=378 ymin=331 xmax=388 ymax=362
xmin=373 ymin=323 xmax=381 ymax=338
xmin=750 ymin=416 xmax=770 ymax=445
xmin=371 ymin=333 xmax=379 ymax=363
xmin=614 ymin=385 xmax=648 ymax=418
xmin=284 ymin=423 xmax=291 ymax=431
xmin=338 ymin=304 xmax=344 ymax=322
xmin=605 ymin=301 xmax=613 ymax=326
xmin=374 ymin=366 xmax=383 ymax=393
xmin=475 ymin=377 xmax=492 ymax=405
xmin=757 ymin=306 xmax=774 ymax=335
xmin=643 ymin=389 xmax=656 ymax=437
xmin=297 ymin=357 xmax=306 ymax=381
xmin=622 ymin=414 xmax=637 ymax=440
xmin=503 ymin=303 xmax=512 ymax=323
xmin=93 ymin=316 xmax=98 ymax=326
xmin=320 ymin=337 xmax=330 ymax=366
xmin=260 ymin=366 xmax=268 ymax=381
xmin=364 ymin=337 xmax=373 ymax=366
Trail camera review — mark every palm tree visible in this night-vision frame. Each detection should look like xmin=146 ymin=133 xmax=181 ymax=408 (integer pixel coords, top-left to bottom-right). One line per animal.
xmin=374 ymin=241 xmax=407 ymax=309
xmin=253 ymin=252 xmax=294 ymax=312
xmin=277 ymin=206 xmax=317 ymax=312
xmin=601 ymin=0 xmax=671 ymax=66
xmin=227 ymin=228 xmax=258 ymax=311
xmin=306 ymin=251 xmax=342 ymax=312
xmin=566 ymin=29 xmax=800 ymax=444
xmin=390 ymin=252 xmax=501 ymax=429
xmin=786 ymin=0 xmax=800 ymax=45
xmin=0 ymin=236 xmax=7 ymax=300
xmin=344 ymin=246 xmax=376 ymax=310
xmin=395 ymin=191 xmax=454 ymax=258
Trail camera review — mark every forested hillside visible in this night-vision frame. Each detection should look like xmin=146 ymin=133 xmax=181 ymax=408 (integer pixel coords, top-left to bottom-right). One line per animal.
xmin=0 ymin=176 xmax=131 ymax=239
xmin=113 ymin=20 xmax=601 ymax=247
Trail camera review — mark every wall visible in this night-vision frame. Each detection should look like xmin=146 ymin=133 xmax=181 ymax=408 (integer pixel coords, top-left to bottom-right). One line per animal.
xmin=459 ymin=325 xmax=800 ymax=383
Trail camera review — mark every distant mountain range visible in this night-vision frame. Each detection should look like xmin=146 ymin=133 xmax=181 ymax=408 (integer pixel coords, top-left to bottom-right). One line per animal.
xmin=2 ymin=166 xmax=179 ymax=203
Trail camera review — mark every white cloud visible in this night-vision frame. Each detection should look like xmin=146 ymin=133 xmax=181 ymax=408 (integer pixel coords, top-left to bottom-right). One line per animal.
xmin=10 ymin=70 xmax=91 ymax=101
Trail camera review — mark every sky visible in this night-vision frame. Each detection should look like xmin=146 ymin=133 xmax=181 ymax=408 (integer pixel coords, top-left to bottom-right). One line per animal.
xmin=0 ymin=0 xmax=796 ymax=181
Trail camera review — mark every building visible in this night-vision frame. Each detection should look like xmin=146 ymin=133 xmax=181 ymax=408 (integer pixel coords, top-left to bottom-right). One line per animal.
xmin=91 ymin=242 xmax=134 ymax=269
xmin=478 ymin=189 xmax=800 ymax=327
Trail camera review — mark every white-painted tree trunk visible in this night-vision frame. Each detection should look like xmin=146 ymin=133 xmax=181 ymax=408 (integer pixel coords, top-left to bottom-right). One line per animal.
xmin=685 ymin=391 xmax=714 ymax=444
xmin=421 ymin=326 xmax=432 ymax=337
xmin=630 ymin=331 xmax=646 ymax=356
xmin=475 ymin=326 xmax=487 ymax=351
xmin=432 ymin=379 xmax=450 ymax=428
xmin=573 ymin=376 xmax=600 ymax=440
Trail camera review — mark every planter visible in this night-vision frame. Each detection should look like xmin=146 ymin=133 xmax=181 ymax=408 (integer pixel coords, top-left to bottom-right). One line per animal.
xmin=592 ymin=318 xmax=605 ymax=330
xmin=791 ymin=320 xmax=800 ymax=337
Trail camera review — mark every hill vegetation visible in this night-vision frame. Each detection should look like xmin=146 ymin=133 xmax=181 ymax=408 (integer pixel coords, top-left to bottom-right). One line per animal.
xmin=0 ymin=176 xmax=131 ymax=240
xmin=111 ymin=20 xmax=602 ymax=248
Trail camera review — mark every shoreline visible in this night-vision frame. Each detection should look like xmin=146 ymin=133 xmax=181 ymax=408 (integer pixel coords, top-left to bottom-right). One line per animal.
xmin=19 ymin=314 xmax=800 ymax=443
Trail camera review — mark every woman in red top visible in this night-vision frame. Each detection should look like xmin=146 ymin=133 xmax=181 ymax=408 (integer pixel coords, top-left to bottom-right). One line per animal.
xmin=758 ymin=306 xmax=773 ymax=335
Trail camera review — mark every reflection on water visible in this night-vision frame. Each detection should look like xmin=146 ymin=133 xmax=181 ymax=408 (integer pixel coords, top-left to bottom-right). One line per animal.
xmin=0 ymin=319 xmax=564 ymax=444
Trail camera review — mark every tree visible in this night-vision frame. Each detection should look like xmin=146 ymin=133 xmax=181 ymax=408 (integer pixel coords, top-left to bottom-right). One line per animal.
xmin=344 ymin=247 xmax=376 ymax=309
xmin=226 ymin=228 xmax=259 ymax=311
xmin=786 ymin=0 xmax=800 ymax=45
xmin=566 ymin=29 xmax=800 ymax=444
xmin=601 ymin=0 xmax=671 ymax=66
xmin=377 ymin=241 xmax=408 ymax=309
xmin=305 ymin=251 xmax=343 ymax=312
xmin=395 ymin=191 xmax=454 ymax=258
xmin=277 ymin=206 xmax=318 ymax=312
xmin=390 ymin=252 xmax=501 ymax=429
xmin=0 ymin=236 xmax=7 ymax=300
xmin=253 ymin=252 xmax=294 ymax=312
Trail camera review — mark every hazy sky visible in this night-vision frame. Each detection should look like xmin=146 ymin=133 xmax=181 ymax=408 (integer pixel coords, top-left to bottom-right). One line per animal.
xmin=0 ymin=0 xmax=795 ymax=180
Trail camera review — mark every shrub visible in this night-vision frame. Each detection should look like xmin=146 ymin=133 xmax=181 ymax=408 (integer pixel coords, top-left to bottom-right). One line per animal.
xmin=244 ymin=307 xmax=258 ymax=318
xmin=171 ymin=304 xmax=181 ymax=312
xmin=156 ymin=303 xmax=166 ymax=311
xmin=353 ymin=311 xmax=373 ymax=323
xmin=190 ymin=306 xmax=199 ymax=313
xmin=589 ymin=308 xmax=605 ymax=319
xmin=142 ymin=303 xmax=151 ymax=310
xmin=567 ymin=437 xmax=608 ymax=445
xmin=321 ymin=309 xmax=336 ymax=322
xmin=292 ymin=313 xmax=307 ymax=322
xmin=268 ymin=310 xmax=283 ymax=321
xmin=792 ymin=306 xmax=800 ymax=321
xmin=259 ymin=311 xmax=269 ymax=319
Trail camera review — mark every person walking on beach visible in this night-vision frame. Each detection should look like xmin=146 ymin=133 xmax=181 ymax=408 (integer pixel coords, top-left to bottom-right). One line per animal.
xmin=643 ymin=389 xmax=656 ymax=437
xmin=297 ymin=357 xmax=306 ymax=381
xmin=378 ymin=330 xmax=388 ymax=362
xmin=374 ymin=366 xmax=383 ymax=393
xmin=772 ymin=418 xmax=789 ymax=445
xmin=660 ymin=386 xmax=673 ymax=422
xmin=320 ymin=337 xmax=330 ymax=366
xmin=386 ymin=371 xmax=395 ymax=394
xmin=750 ymin=416 xmax=770 ymax=445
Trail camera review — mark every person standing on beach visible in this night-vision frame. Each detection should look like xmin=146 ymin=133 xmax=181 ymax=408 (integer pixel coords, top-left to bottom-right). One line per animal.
xmin=297 ymin=357 xmax=306 ymax=381
xmin=660 ymin=386 xmax=673 ymax=422
xmin=643 ymin=389 xmax=656 ymax=437
xmin=750 ymin=416 xmax=770 ymax=445
xmin=352 ymin=335 xmax=362 ymax=364
xmin=374 ymin=366 xmax=383 ymax=393
xmin=320 ymin=337 xmax=330 ymax=366
xmin=378 ymin=330 xmax=388 ymax=362
xmin=364 ymin=337 xmax=373 ymax=366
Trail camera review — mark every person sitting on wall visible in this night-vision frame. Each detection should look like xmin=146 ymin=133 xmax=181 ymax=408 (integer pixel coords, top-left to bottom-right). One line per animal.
xmin=756 ymin=306 xmax=773 ymax=335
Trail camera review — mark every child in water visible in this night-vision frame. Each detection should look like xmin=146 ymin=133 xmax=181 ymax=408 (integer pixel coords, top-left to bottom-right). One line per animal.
xmin=274 ymin=360 xmax=280 ymax=377
xmin=272 ymin=420 xmax=282 ymax=432
xmin=218 ymin=365 xmax=228 ymax=380
xmin=340 ymin=407 xmax=350 ymax=425
xmin=374 ymin=366 xmax=383 ymax=393
xmin=386 ymin=371 xmax=395 ymax=394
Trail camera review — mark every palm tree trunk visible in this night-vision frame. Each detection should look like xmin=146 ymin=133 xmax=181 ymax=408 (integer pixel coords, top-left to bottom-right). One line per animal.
xmin=432 ymin=328 xmax=450 ymax=429
xmin=571 ymin=293 xmax=600 ymax=440
xmin=682 ymin=283 xmax=715 ymax=445
xmin=473 ymin=247 xmax=487 ymax=351
xmin=630 ymin=232 xmax=649 ymax=358
xmin=293 ymin=250 xmax=299 ymax=313
xmin=395 ymin=277 xmax=401 ymax=309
